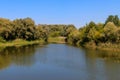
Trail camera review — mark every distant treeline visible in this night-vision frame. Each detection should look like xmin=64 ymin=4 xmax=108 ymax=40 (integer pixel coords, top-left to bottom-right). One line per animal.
xmin=0 ymin=15 xmax=120 ymax=49
xmin=0 ymin=17 xmax=76 ymax=42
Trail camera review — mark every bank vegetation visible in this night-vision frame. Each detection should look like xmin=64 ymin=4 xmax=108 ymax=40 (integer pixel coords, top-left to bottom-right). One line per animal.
xmin=0 ymin=15 xmax=120 ymax=51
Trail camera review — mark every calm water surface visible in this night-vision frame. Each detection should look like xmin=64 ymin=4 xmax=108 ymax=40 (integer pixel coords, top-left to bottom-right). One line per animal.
xmin=0 ymin=44 xmax=120 ymax=80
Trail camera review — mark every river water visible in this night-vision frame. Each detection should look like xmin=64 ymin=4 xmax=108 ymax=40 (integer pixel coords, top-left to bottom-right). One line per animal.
xmin=0 ymin=44 xmax=120 ymax=80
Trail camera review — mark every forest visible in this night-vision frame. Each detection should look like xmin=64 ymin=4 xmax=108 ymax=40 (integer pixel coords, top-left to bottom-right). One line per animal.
xmin=0 ymin=15 xmax=120 ymax=50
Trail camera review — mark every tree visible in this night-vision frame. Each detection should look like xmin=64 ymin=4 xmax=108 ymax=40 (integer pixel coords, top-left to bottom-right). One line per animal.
xmin=105 ymin=15 xmax=114 ymax=25
xmin=105 ymin=15 xmax=120 ymax=26
xmin=113 ymin=15 xmax=120 ymax=26
xmin=103 ymin=22 xmax=117 ymax=42
xmin=67 ymin=30 xmax=80 ymax=45
xmin=64 ymin=24 xmax=76 ymax=37
xmin=12 ymin=18 xmax=37 ymax=40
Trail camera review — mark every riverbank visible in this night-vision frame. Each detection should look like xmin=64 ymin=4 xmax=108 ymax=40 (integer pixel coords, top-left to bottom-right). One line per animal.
xmin=0 ymin=39 xmax=46 ymax=48
xmin=48 ymin=37 xmax=120 ymax=52
xmin=1 ymin=37 xmax=120 ymax=52
xmin=0 ymin=37 xmax=66 ymax=48
xmin=47 ymin=37 xmax=66 ymax=44
xmin=83 ymin=42 xmax=120 ymax=52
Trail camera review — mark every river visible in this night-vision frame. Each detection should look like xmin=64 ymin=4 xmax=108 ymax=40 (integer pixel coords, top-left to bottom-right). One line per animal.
xmin=0 ymin=44 xmax=120 ymax=80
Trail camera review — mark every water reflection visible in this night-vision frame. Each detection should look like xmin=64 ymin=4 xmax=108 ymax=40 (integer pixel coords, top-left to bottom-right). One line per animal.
xmin=0 ymin=44 xmax=120 ymax=80
xmin=0 ymin=44 xmax=120 ymax=70
xmin=83 ymin=48 xmax=120 ymax=80
xmin=0 ymin=45 xmax=40 ymax=70
xmin=85 ymin=49 xmax=120 ymax=63
xmin=35 ymin=44 xmax=87 ymax=70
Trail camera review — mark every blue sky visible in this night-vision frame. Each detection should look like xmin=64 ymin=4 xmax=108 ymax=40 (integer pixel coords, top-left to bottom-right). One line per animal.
xmin=0 ymin=0 xmax=120 ymax=28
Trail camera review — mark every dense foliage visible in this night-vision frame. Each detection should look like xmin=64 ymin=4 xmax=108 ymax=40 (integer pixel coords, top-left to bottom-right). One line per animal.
xmin=0 ymin=18 xmax=43 ymax=41
xmin=67 ymin=15 xmax=120 ymax=48
xmin=0 ymin=18 xmax=75 ymax=42
xmin=37 ymin=24 xmax=76 ymax=37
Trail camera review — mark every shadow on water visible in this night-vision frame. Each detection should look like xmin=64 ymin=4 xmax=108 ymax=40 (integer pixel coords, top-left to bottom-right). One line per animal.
xmin=0 ymin=44 xmax=44 ymax=70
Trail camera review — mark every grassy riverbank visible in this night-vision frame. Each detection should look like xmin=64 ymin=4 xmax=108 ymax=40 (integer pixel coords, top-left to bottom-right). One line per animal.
xmin=0 ymin=37 xmax=66 ymax=48
xmin=48 ymin=37 xmax=120 ymax=52
xmin=2 ymin=39 xmax=120 ymax=52
xmin=0 ymin=39 xmax=46 ymax=48
xmin=1 ymin=37 xmax=120 ymax=52
xmin=48 ymin=37 xmax=66 ymax=44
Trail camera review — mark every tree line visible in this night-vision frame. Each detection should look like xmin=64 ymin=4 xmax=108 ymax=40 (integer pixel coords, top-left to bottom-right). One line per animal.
xmin=0 ymin=17 xmax=76 ymax=42
xmin=67 ymin=15 xmax=120 ymax=47
xmin=0 ymin=15 xmax=120 ymax=48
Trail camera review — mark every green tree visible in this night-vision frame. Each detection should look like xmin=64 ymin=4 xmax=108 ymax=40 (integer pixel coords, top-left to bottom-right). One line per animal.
xmin=113 ymin=15 xmax=120 ymax=26
xmin=103 ymin=22 xmax=117 ymax=42
xmin=105 ymin=15 xmax=114 ymax=25
xmin=105 ymin=15 xmax=120 ymax=26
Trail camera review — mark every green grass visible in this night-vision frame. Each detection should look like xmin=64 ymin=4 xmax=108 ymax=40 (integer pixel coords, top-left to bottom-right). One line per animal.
xmin=0 ymin=39 xmax=45 ymax=48
xmin=0 ymin=37 xmax=66 ymax=48
xmin=48 ymin=37 xmax=66 ymax=44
